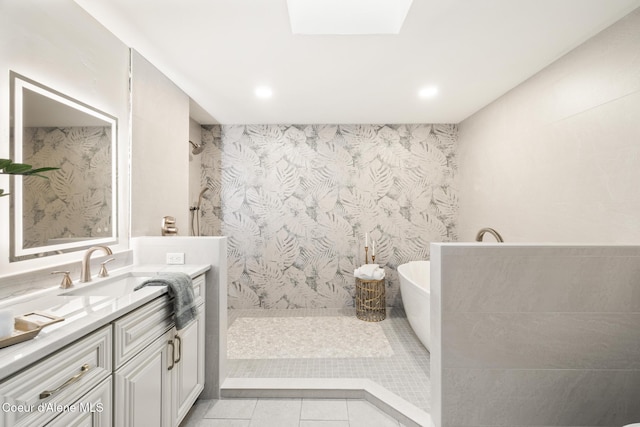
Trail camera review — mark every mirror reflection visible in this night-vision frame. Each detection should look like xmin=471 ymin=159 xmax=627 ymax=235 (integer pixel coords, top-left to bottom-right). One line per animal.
xmin=11 ymin=73 xmax=117 ymax=260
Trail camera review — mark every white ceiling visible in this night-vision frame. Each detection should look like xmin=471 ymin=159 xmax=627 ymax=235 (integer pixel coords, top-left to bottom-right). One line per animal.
xmin=74 ymin=0 xmax=640 ymax=125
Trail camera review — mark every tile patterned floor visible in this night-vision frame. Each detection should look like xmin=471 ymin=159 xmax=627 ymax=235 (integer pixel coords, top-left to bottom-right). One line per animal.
xmin=180 ymin=398 xmax=410 ymax=427
xmin=226 ymin=308 xmax=430 ymax=412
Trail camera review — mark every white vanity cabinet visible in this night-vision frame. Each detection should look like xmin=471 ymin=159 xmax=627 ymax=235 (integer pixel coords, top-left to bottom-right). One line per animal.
xmin=0 ymin=271 xmax=207 ymax=427
xmin=0 ymin=327 xmax=112 ymax=427
xmin=113 ymin=274 xmax=206 ymax=427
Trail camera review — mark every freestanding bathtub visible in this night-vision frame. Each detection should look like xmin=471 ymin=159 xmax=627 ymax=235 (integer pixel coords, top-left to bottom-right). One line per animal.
xmin=397 ymin=260 xmax=430 ymax=351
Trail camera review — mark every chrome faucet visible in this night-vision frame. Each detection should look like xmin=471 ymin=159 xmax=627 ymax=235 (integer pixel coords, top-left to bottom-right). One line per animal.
xmin=80 ymin=246 xmax=113 ymax=282
xmin=475 ymin=227 xmax=504 ymax=242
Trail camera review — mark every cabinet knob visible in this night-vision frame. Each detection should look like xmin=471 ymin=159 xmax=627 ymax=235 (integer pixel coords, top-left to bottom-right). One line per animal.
xmin=167 ymin=340 xmax=175 ymax=370
xmin=39 ymin=364 xmax=90 ymax=399
xmin=174 ymin=334 xmax=182 ymax=364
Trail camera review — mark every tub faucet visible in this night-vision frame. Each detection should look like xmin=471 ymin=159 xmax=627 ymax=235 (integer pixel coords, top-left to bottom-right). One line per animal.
xmin=80 ymin=246 xmax=113 ymax=282
xmin=475 ymin=227 xmax=504 ymax=242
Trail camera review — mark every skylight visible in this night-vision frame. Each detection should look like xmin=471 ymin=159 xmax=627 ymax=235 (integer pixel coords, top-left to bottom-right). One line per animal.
xmin=287 ymin=0 xmax=414 ymax=35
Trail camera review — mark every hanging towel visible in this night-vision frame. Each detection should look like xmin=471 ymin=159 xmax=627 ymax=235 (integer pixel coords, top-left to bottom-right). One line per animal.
xmin=135 ymin=272 xmax=197 ymax=330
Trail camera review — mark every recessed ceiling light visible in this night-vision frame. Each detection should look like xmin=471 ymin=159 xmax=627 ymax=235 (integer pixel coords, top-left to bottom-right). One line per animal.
xmin=287 ymin=0 xmax=413 ymax=35
xmin=255 ymin=86 xmax=273 ymax=99
xmin=418 ymin=86 xmax=438 ymax=99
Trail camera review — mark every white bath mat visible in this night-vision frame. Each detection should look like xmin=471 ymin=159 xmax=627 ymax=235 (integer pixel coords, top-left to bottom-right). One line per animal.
xmin=227 ymin=316 xmax=394 ymax=359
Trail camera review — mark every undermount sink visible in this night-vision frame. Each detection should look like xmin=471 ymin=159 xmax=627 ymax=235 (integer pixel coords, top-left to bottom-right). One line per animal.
xmin=61 ymin=275 xmax=154 ymax=297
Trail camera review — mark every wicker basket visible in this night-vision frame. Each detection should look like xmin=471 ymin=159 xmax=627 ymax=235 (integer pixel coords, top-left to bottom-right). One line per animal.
xmin=355 ymin=278 xmax=386 ymax=322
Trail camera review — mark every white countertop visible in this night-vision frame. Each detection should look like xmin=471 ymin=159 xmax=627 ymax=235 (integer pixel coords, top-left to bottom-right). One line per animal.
xmin=0 ymin=264 xmax=210 ymax=379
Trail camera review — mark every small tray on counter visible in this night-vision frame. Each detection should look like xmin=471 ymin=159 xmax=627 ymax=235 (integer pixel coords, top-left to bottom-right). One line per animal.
xmin=0 ymin=312 xmax=65 ymax=349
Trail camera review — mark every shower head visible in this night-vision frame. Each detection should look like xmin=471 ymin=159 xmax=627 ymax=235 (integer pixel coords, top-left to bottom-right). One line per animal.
xmin=189 ymin=140 xmax=204 ymax=155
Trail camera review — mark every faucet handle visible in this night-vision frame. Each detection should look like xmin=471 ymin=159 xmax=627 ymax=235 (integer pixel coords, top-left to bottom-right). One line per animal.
xmin=51 ymin=271 xmax=73 ymax=289
xmin=98 ymin=258 xmax=115 ymax=278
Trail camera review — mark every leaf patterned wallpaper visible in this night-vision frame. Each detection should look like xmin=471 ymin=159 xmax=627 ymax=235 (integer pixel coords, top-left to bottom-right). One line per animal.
xmin=22 ymin=126 xmax=112 ymax=248
xmin=199 ymin=124 xmax=458 ymax=309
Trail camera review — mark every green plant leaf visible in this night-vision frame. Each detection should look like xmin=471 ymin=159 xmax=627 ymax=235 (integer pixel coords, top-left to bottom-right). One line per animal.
xmin=0 ymin=161 xmax=60 ymax=209
xmin=22 ymin=166 xmax=60 ymax=175
xmin=0 ymin=158 xmax=59 ymax=178
xmin=0 ymin=158 xmax=59 ymax=199
xmin=4 ymin=163 xmax=33 ymax=174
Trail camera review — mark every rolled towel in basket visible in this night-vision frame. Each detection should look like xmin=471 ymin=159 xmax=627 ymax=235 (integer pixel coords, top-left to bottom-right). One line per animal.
xmin=370 ymin=268 xmax=385 ymax=280
xmin=354 ymin=264 xmax=385 ymax=280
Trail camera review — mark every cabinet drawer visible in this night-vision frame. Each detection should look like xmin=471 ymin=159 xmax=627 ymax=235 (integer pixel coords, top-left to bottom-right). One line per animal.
xmin=113 ymin=296 xmax=173 ymax=369
xmin=113 ymin=274 xmax=205 ymax=369
xmin=0 ymin=327 xmax=111 ymax=427
xmin=46 ymin=376 xmax=112 ymax=427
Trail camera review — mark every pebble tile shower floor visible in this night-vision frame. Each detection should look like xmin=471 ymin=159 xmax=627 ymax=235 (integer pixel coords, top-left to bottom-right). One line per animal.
xmin=227 ymin=307 xmax=430 ymax=412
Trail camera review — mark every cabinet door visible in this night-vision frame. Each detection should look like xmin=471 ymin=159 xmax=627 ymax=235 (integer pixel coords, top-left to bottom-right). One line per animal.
xmin=46 ymin=377 xmax=112 ymax=427
xmin=173 ymin=305 xmax=204 ymax=425
xmin=114 ymin=329 xmax=174 ymax=427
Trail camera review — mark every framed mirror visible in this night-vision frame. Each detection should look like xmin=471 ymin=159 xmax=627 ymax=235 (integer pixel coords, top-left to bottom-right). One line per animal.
xmin=10 ymin=72 xmax=118 ymax=261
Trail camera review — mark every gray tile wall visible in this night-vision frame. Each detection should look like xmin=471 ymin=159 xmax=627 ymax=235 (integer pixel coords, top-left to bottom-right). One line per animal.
xmin=431 ymin=244 xmax=640 ymax=427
